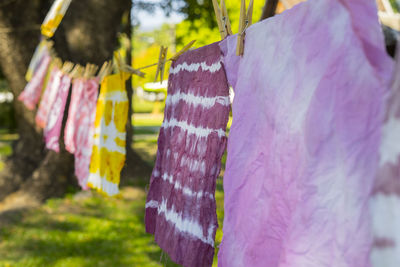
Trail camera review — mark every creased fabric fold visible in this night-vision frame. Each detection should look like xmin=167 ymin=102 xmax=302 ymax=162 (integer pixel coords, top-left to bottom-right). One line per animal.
xmin=218 ymin=0 xmax=393 ymax=266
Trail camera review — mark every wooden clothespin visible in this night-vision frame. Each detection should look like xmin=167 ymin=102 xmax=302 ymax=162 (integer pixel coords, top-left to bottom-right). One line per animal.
xmin=170 ymin=40 xmax=196 ymax=61
xmin=154 ymin=46 xmax=168 ymax=83
xmin=120 ymin=64 xmax=146 ymax=78
xmin=52 ymin=57 xmax=62 ymax=69
xmin=44 ymin=40 xmax=54 ymax=49
xmin=97 ymin=61 xmax=113 ymax=83
xmin=85 ymin=63 xmax=98 ymax=79
xmin=237 ymin=0 xmax=254 ymax=56
xmin=212 ymin=0 xmax=232 ymax=39
xmin=113 ymin=51 xmax=145 ymax=78
xmin=69 ymin=64 xmax=84 ymax=79
xmin=61 ymin=61 xmax=74 ymax=74
xmin=48 ymin=46 xmax=57 ymax=59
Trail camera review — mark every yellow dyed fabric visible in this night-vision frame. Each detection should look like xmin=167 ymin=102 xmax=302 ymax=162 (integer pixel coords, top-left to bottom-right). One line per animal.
xmin=87 ymin=73 xmax=130 ymax=196
xmin=41 ymin=0 xmax=72 ymax=38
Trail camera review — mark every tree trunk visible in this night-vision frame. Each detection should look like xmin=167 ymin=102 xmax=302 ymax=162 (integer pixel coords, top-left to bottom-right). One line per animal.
xmin=260 ymin=0 xmax=279 ymax=21
xmin=0 ymin=0 xmax=150 ymax=205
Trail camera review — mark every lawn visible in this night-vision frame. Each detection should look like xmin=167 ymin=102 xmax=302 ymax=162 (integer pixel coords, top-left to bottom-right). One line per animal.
xmin=0 ymin=113 xmax=228 ymax=267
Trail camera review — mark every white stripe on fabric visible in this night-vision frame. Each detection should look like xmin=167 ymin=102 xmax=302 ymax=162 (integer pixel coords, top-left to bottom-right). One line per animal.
xmin=160 ymin=172 xmax=214 ymax=200
xmin=87 ymin=172 xmax=119 ymax=196
xmin=169 ymin=60 xmax=222 ymax=75
xmin=165 ymin=91 xmax=230 ymax=109
xmin=156 ymin=199 xmax=215 ymax=246
xmin=162 ymin=118 xmax=226 ymax=138
xmin=380 ymin=117 xmax=400 ymax=167
xmin=145 ymin=200 xmax=159 ymax=208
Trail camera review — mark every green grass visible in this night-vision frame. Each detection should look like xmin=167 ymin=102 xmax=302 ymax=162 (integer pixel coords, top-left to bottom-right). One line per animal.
xmin=0 ymin=117 xmax=228 ymax=266
xmin=133 ymin=97 xmax=164 ymax=114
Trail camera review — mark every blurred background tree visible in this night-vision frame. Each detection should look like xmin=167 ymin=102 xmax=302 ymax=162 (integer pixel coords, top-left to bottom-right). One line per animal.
xmin=0 ymin=0 xmax=346 ymax=204
xmin=0 ymin=0 xmax=153 ymax=205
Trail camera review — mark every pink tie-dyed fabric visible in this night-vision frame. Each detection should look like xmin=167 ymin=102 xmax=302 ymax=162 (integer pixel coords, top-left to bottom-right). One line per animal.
xmin=44 ymin=73 xmax=71 ymax=152
xmin=145 ymin=42 xmax=230 ymax=267
xmin=370 ymin=48 xmax=400 ymax=267
xmin=18 ymin=53 xmax=51 ymax=110
xmin=65 ymin=79 xmax=85 ymax=154
xmin=36 ymin=66 xmax=62 ymax=129
xmin=218 ymin=0 xmax=392 ymax=266
xmin=65 ymin=78 xmax=99 ymax=189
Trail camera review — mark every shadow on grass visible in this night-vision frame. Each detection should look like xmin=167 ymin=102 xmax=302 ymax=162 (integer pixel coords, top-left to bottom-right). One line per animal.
xmin=0 ymin=193 xmax=181 ymax=267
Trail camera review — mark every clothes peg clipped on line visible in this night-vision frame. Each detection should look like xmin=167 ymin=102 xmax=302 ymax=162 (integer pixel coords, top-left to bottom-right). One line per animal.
xmin=212 ymin=0 xmax=233 ymax=39
xmin=170 ymin=40 xmax=196 ymax=61
xmin=120 ymin=64 xmax=145 ymax=78
xmin=237 ymin=0 xmax=254 ymax=56
xmin=97 ymin=61 xmax=113 ymax=83
xmin=132 ymin=40 xmax=196 ymax=82
xmin=154 ymin=46 xmax=168 ymax=84
xmin=61 ymin=61 xmax=74 ymax=74
xmin=83 ymin=63 xmax=99 ymax=79
xmin=69 ymin=64 xmax=84 ymax=79
xmin=136 ymin=40 xmax=196 ymax=70
xmin=114 ymin=51 xmax=145 ymax=78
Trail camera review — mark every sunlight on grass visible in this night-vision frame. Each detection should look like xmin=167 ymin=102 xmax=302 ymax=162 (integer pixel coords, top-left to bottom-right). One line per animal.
xmin=0 ymin=188 xmax=182 ymax=267
xmin=133 ymin=97 xmax=163 ymax=114
xmin=0 ymin=183 xmax=225 ymax=266
xmin=133 ymin=114 xmax=163 ymax=127
xmin=0 ymin=113 xmax=230 ymax=266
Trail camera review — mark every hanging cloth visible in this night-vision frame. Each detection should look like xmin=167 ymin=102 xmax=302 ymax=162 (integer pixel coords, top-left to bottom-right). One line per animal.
xmin=41 ymin=0 xmax=72 ymax=38
xmin=370 ymin=45 xmax=400 ymax=267
xmin=87 ymin=73 xmax=129 ymax=196
xmin=35 ymin=65 xmax=63 ymax=129
xmin=218 ymin=0 xmax=393 ymax=266
xmin=18 ymin=47 xmax=51 ymax=110
xmin=65 ymin=77 xmax=99 ymax=189
xmin=44 ymin=72 xmax=71 ymax=152
xmin=145 ymin=42 xmax=230 ymax=267
xmin=25 ymin=39 xmax=50 ymax=82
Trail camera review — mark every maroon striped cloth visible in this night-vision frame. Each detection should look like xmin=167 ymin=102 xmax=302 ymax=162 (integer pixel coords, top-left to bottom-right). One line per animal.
xmin=145 ymin=42 xmax=230 ymax=267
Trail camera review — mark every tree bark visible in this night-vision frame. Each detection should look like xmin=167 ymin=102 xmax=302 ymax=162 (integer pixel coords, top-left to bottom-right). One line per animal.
xmin=260 ymin=0 xmax=279 ymax=21
xmin=0 ymin=0 xmax=149 ymax=204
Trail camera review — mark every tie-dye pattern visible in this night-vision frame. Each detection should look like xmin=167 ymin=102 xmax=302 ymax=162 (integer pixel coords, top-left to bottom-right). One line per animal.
xmin=218 ymin=0 xmax=392 ymax=266
xmin=87 ymin=73 xmax=129 ymax=196
xmin=25 ymin=39 xmax=50 ymax=82
xmin=41 ymin=0 xmax=72 ymax=38
xmin=65 ymin=78 xmax=99 ymax=189
xmin=65 ymin=79 xmax=85 ymax=154
xmin=18 ymin=52 xmax=51 ymax=110
xmin=44 ymin=73 xmax=71 ymax=152
xmin=145 ymin=42 xmax=230 ymax=267
xmin=371 ymin=48 xmax=400 ymax=267
xmin=35 ymin=66 xmax=63 ymax=129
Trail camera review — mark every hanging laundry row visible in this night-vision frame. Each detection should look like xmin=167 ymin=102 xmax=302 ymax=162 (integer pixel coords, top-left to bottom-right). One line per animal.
xmin=19 ymin=39 xmax=129 ymax=196
xmin=19 ymin=0 xmax=198 ymax=197
xmin=144 ymin=0 xmax=398 ymax=266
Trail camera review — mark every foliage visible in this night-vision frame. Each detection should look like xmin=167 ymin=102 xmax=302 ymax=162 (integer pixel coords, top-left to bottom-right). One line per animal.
xmin=132 ymin=24 xmax=175 ymax=87
xmin=389 ymin=0 xmax=400 ymax=12
xmin=175 ymin=0 xmax=265 ymax=49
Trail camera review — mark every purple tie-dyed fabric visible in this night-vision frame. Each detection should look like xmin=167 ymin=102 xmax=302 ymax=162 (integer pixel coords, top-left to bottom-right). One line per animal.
xmin=145 ymin=42 xmax=230 ymax=267
xmin=370 ymin=48 xmax=400 ymax=267
xmin=44 ymin=73 xmax=71 ymax=152
xmin=218 ymin=0 xmax=392 ymax=266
